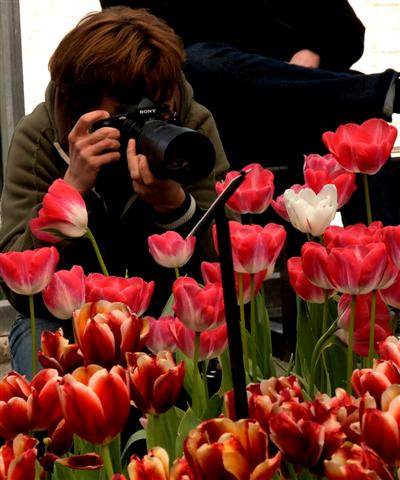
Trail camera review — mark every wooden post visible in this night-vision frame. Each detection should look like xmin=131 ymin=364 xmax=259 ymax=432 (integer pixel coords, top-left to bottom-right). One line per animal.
xmin=0 ymin=0 xmax=25 ymax=189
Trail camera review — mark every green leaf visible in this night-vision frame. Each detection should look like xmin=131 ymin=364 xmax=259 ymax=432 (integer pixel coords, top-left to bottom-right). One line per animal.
xmin=218 ymin=348 xmax=233 ymax=393
xmin=255 ymin=290 xmax=276 ymax=378
xmin=203 ymin=392 xmax=223 ymax=420
xmin=175 ymin=407 xmax=201 ymax=458
xmin=175 ymin=349 xmax=193 ymax=397
xmin=146 ymin=407 xmax=182 ymax=462
xmin=52 ymin=461 xmax=102 ymax=480
xmin=121 ymin=429 xmax=147 ymax=464
xmin=161 ymin=292 xmax=175 ymax=316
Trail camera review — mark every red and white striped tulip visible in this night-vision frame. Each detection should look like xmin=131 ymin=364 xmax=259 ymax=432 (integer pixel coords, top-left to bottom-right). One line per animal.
xmin=148 ymin=231 xmax=196 ymax=268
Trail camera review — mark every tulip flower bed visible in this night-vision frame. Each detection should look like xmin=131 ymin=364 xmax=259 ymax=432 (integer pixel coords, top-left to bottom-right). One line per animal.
xmin=0 ymin=118 xmax=400 ymax=479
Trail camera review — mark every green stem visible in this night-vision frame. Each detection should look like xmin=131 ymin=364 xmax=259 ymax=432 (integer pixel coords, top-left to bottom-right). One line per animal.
xmin=367 ymin=290 xmax=377 ymax=368
xmin=308 ymin=319 xmax=338 ymax=397
xmin=346 ymin=295 xmax=357 ymax=393
xmin=362 ymin=173 xmax=373 ymax=225
xmin=174 ymin=267 xmax=180 ymax=279
xmin=202 ymin=360 xmax=209 ymax=401
xmin=29 ymin=295 xmax=37 ymax=377
xmin=85 ymin=228 xmax=109 ymax=276
xmin=192 ymin=332 xmax=201 ymax=415
xmin=101 ymin=443 xmax=114 ymax=480
xmin=249 ymin=275 xmax=257 ymax=381
xmin=238 ymin=273 xmax=250 ymax=374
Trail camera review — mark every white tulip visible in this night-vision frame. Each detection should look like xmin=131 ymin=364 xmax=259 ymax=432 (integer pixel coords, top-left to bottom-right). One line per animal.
xmin=283 ymin=184 xmax=338 ymax=237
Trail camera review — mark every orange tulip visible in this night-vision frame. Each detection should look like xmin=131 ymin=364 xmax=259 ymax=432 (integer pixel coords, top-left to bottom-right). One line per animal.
xmin=0 ymin=434 xmax=38 ymax=480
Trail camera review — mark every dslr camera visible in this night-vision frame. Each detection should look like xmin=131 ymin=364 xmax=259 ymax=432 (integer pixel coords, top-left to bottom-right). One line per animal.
xmin=92 ymin=98 xmax=215 ymax=184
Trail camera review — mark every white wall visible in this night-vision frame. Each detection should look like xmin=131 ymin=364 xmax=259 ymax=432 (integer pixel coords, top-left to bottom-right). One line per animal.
xmin=20 ymin=0 xmax=99 ymax=114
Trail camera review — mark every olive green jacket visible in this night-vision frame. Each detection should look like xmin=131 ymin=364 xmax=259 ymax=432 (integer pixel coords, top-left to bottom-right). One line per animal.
xmin=0 ymin=78 xmax=229 ymax=318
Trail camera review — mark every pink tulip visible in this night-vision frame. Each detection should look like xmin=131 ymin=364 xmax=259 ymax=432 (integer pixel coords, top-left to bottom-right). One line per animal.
xmin=327 ymin=243 xmax=398 ymax=294
xmin=271 ymin=184 xmax=305 ymax=222
xmin=324 ymin=222 xmax=383 ymax=249
xmin=145 ymin=316 xmax=177 ymax=354
xmin=85 ymin=273 xmax=154 ymax=316
xmin=148 ymin=231 xmax=196 ymax=268
xmin=288 ymin=256 xmax=333 ymax=303
xmin=57 ymin=365 xmax=130 ymax=446
xmin=214 ymin=221 xmax=286 ymax=274
xmin=303 ymin=153 xmax=357 ymax=208
xmin=322 ymin=118 xmax=398 ymax=174
xmin=383 ymin=225 xmax=400 ymax=269
xmin=30 ymin=178 xmax=88 ymax=242
xmin=336 ymin=292 xmax=392 ymax=356
xmin=169 ymin=319 xmax=228 ymax=361
xmin=201 ymin=261 xmax=266 ymax=305
xmin=172 ymin=277 xmax=225 ymax=332
xmin=215 ymin=163 xmax=275 ymax=214
xmin=42 ymin=265 xmax=85 ymax=319
xmin=0 ymin=247 xmax=59 ymax=295
xmin=301 ymin=242 xmax=335 ymax=290
xmin=73 ymin=301 xmax=149 ymax=368
xmin=0 ymin=434 xmax=38 ymax=480
xmin=380 ymin=271 xmax=400 ymax=309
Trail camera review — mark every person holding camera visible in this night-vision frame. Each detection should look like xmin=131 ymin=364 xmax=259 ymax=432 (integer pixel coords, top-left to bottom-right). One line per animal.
xmin=0 ymin=7 xmax=229 ymax=377
xmin=100 ymin=0 xmax=400 ymax=226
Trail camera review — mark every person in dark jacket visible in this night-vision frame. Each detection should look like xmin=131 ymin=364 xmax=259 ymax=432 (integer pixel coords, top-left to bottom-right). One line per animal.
xmin=0 ymin=7 xmax=229 ymax=377
xmin=101 ymin=0 xmax=400 ymax=225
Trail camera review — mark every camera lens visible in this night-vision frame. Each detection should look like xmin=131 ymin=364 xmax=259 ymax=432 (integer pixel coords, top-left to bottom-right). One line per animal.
xmin=137 ymin=120 xmax=216 ymax=184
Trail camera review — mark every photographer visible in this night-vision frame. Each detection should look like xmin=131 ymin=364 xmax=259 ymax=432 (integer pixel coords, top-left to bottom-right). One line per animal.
xmin=0 ymin=7 xmax=229 ymax=376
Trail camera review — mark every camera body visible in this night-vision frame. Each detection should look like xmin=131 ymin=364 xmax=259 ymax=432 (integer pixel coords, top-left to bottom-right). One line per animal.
xmin=92 ymin=98 xmax=215 ymax=184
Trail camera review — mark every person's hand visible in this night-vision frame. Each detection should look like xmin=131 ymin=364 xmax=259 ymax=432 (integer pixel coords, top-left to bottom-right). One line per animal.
xmin=127 ymin=138 xmax=185 ymax=214
xmin=64 ymin=110 xmax=121 ymax=195
xmin=289 ymin=49 xmax=321 ymax=68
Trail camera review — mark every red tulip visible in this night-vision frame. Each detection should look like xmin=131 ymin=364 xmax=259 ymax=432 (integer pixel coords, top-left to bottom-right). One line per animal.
xmin=322 ymin=118 xmax=397 ymax=174
xmin=30 ymin=178 xmax=88 ymax=242
xmin=145 ymin=316 xmax=177 ymax=354
xmin=269 ymin=400 xmax=345 ymax=470
xmin=127 ymin=351 xmax=185 ymax=415
xmin=0 ymin=247 xmax=59 ymax=295
xmin=352 ymin=360 xmax=400 ymax=407
xmin=73 ymin=301 xmax=149 ymax=368
xmin=170 ymin=457 xmax=193 ymax=480
xmin=148 ymin=231 xmax=196 ymax=268
xmin=288 ymin=256 xmax=333 ymax=303
xmin=271 ymin=184 xmax=305 ymax=222
xmin=361 ymin=385 xmax=400 ymax=465
xmin=56 ymin=453 xmax=103 ymax=470
xmin=38 ymin=328 xmax=84 ymax=375
xmin=303 ymin=153 xmax=357 ymax=208
xmin=42 ymin=265 xmax=85 ymax=319
xmin=215 ymin=163 xmax=275 ymax=214
xmin=214 ymin=221 xmax=286 ymax=274
xmin=57 ymin=365 xmax=130 ymax=445
xmin=183 ymin=417 xmax=281 ymax=480
xmin=337 ymin=292 xmax=392 ymax=356
xmin=85 ymin=273 xmax=155 ymax=316
xmin=0 ymin=434 xmax=38 ymax=480
xmin=378 ymin=336 xmax=400 ymax=367
xmin=172 ymin=277 xmax=225 ymax=332
xmin=324 ymin=442 xmax=394 ymax=480
xmin=201 ymin=261 xmax=266 ymax=305
xmin=127 ymin=447 xmax=170 ymax=480
xmin=0 ymin=369 xmax=62 ymax=439
xmin=169 ymin=319 xmax=228 ymax=361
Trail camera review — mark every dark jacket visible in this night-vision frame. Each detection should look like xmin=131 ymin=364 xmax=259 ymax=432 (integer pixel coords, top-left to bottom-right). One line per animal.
xmin=0 ymin=78 xmax=229 ymax=318
xmin=112 ymin=0 xmax=365 ymax=71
